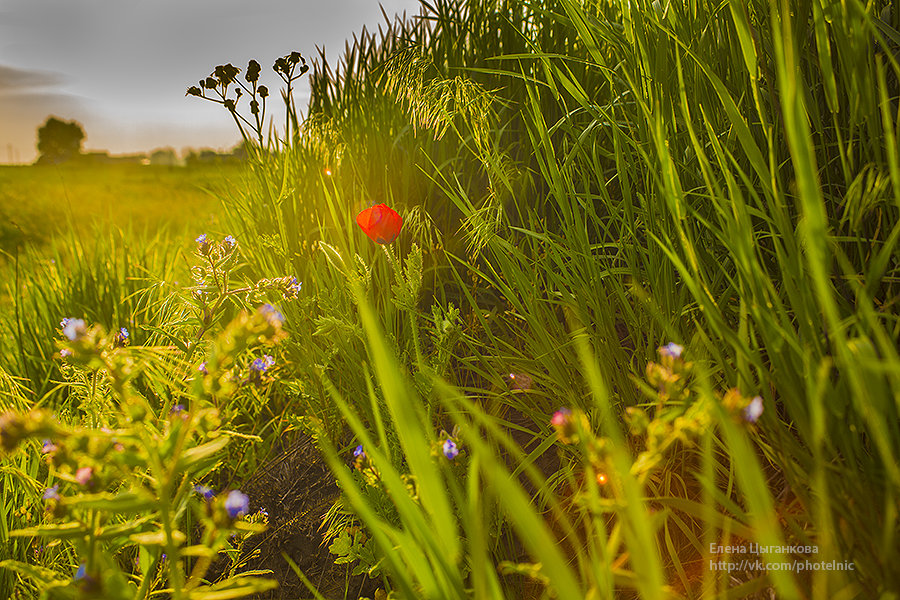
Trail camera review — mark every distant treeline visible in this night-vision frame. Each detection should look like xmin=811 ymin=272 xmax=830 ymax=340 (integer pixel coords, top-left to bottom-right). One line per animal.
xmin=34 ymin=115 xmax=248 ymax=167
xmin=70 ymin=146 xmax=249 ymax=167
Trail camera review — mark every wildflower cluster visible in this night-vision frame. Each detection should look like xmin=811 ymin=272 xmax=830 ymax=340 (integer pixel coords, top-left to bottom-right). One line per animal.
xmin=188 ymin=235 xmax=301 ymax=346
xmin=0 ymin=397 xmax=268 ymax=597
xmin=196 ymin=303 xmax=289 ymax=396
xmin=722 ymin=389 xmax=765 ymax=425
xmin=550 ymin=343 xmax=769 ymax=495
xmin=55 ymin=318 xmax=142 ymax=422
xmin=645 ymin=342 xmax=692 ymax=403
xmin=251 ymin=275 xmax=303 ymax=300
xmin=550 ymin=407 xmax=592 ymax=445
xmin=350 ymin=444 xmax=382 ymax=489
xmin=57 ymin=317 xmax=131 ymax=366
xmin=0 ymin=234 xmax=301 ymax=597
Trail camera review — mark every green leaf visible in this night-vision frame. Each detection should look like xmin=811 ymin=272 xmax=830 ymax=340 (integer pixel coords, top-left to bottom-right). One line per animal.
xmin=66 ymin=490 xmax=157 ymax=513
xmin=0 ymin=559 xmax=68 ymax=586
xmin=187 ymin=576 xmax=278 ymax=600
xmin=10 ymin=522 xmax=89 ymax=539
xmin=97 ymin=516 xmax=157 ymax=540
xmin=141 ymin=325 xmax=190 ymax=353
xmin=130 ymin=528 xmax=186 ymax=546
xmin=328 ymin=531 xmax=352 ymax=556
xmin=181 ymin=544 xmax=217 ymax=558
xmin=177 ymin=436 xmax=230 ymax=471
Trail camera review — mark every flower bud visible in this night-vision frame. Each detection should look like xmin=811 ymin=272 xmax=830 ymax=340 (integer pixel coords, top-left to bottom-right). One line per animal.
xmin=246 ymin=59 xmax=261 ymax=83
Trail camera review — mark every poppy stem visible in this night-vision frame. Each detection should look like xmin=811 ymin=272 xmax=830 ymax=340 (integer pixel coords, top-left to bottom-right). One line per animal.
xmin=380 ymin=243 xmax=398 ymax=272
xmin=381 ymin=245 xmax=425 ymax=374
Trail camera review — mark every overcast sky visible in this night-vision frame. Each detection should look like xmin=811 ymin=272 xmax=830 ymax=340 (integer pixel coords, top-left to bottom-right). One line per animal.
xmin=0 ymin=0 xmax=422 ymax=163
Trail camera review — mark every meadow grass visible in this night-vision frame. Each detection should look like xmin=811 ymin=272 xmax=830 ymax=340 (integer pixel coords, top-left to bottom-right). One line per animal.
xmin=0 ymin=162 xmax=241 ymax=256
xmin=0 ymin=0 xmax=898 ymax=598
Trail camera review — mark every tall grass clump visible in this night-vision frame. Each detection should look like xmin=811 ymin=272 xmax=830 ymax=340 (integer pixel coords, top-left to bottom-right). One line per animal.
xmin=495 ymin=0 xmax=900 ymax=594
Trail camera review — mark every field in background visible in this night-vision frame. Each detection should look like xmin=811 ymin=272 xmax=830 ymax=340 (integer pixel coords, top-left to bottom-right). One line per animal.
xmin=0 ymin=163 xmax=244 ymax=257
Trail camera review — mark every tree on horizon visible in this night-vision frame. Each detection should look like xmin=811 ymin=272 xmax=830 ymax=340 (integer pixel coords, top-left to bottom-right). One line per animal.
xmin=36 ymin=116 xmax=85 ymax=164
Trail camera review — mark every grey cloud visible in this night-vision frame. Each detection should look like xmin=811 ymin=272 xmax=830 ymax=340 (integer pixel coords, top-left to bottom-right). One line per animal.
xmin=0 ymin=64 xmax=65 ymax=94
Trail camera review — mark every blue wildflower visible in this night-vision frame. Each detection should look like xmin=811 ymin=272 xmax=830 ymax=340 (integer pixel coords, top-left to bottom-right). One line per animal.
xmin=659 ymin=342 xmax=684 ymax=359
xmin=442 ymin=439 xmax=459 ymax=460
xmin=195 ymin=234 xmax=207 ymax=244
xmin=62 ymin=319 xmax=87 ymax=341
xmin=353 ymin=445 xmax=365 ymax=457
xmin=198 ymin=362 xmax=208 ymax=375
xmin=224 ymin=235 xmax=236 ymax=248
xmin=259 ymin=304 xmax=284 ymax=325
xmin=224 ymin=490 xmax=250 ymax=519
xmin=250 ymin=355 xmax=275 ymax=373
xmin=74 ymin=563 xmax=86 ymax=580
xmin=114 ymin=327 xmax=129 ymax=347
xmin=744 ymin=396 xmax=764 ymax=424
xmin=193 ymin=484 xmax=215 ymax=500
xmin=288 ymin=277 xmax=302 ymax=295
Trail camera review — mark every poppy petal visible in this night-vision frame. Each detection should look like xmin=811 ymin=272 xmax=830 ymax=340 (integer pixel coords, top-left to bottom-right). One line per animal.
xmin=357 ymin=203 xmax=403 ymax=244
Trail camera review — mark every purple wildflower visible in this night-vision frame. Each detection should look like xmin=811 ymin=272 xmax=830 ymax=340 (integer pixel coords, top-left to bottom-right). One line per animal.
xmin=288 ymin=277 xmax=301 ymax=295
xmin=442 ymin=439 xmax=459 ymax=460
xmin=43 ymin=485 xmax=59 ymax=500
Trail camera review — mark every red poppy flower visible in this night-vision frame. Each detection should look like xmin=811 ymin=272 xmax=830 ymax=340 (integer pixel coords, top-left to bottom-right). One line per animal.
xmin=356 ymin=203 xmax=403 ymax=244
